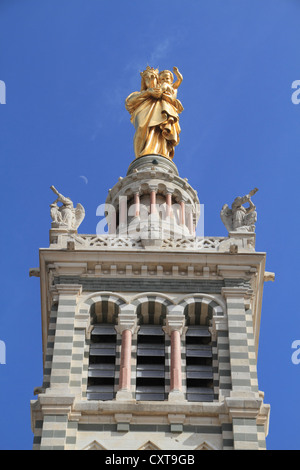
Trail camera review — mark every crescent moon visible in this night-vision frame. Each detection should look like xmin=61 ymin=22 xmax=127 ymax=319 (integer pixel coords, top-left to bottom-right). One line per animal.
xmin=80 ymin=175 xmax=88 ymax=184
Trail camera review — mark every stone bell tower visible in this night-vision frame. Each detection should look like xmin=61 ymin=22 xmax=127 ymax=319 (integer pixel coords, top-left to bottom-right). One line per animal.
xmin=30 ymin=66 xmax=271 ymax=451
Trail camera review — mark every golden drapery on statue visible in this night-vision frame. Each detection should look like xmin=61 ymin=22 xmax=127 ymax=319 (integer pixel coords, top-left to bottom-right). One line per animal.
xmin=125 ymin=66 xmax=183 ymax=160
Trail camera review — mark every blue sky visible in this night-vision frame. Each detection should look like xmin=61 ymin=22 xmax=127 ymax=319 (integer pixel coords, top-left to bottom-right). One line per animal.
xmin=0 ymin=0 xmax=299 ymax=450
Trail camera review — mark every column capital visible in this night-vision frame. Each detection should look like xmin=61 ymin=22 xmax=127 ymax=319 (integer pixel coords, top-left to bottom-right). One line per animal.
xmin=51 ymin=284 xmax=82 ymax=301
xmin=221 ymin=287 xmax=253 ymax=300
xmin=164 ymin=314 xmax=186 ymax=336
xmin=115 ymin=307 xmax=138 ymax=335
xmin=179 ymin=197 xmax=189 ymax=204
xmin=211 ymin=316 xmax=228 ymax=333
xmin=55 ymin=284 xmax=82 ymax=295
xmin=165 ymin=305 xmax=186 ymax=335
xmin=115 ymin=322 xmax=138 ymax=336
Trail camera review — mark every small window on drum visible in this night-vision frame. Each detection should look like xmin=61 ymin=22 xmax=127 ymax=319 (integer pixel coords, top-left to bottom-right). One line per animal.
xmin=87 ymin=325 xmax=117 ymax=401
xmin=185 ymin=326 xmax=214 ymax=402
xmin=136 ymin=325 xmax=165 ymax=401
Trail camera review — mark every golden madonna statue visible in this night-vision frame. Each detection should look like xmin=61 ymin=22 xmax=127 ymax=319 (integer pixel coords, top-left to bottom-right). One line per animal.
xmin=125 ymin=66 xmax=183 ymax=160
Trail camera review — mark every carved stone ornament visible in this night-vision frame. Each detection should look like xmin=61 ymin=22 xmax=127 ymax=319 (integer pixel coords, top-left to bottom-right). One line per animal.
xmin=220 ymin=188 xmax=258 ymax=233
xmin=50 ymin=185 xmax=85 ymax=231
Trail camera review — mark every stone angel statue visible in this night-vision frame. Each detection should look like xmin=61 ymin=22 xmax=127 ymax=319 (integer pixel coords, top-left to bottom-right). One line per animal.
xmin=220 ymin=188 xmax=258 ymax=233
xmin=50 ymin=186 xmax=85 ymax=231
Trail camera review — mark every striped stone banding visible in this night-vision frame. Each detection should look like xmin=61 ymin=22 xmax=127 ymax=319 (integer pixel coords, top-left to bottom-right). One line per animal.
xmin=227 ymin=303 xmax=258 ymax=393
xmin=134 ymin=297 xmax=171 ymax=325
xmin=178 ymin=296 xmax=224 ymax=325
xmin=50 ymin=295 xmax=77 ymax=389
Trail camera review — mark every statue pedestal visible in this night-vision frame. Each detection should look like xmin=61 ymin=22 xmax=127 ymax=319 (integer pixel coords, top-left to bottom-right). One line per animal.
xmin=218 ymin=231 xmax=256 ymax=253
xmin=49 ymin=226 xmax=77 ymax=247
xmin=127 ymin=154 xmax=179 ymax=176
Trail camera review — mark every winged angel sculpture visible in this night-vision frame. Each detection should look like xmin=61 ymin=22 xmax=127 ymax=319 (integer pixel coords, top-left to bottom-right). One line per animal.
xmin=220 ymin=188 xmax=258 ymax=233
xmin=50 ymin=185 xmax=85 ymax=231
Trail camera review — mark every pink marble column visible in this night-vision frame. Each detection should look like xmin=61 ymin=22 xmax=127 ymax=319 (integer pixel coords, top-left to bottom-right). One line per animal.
xmin=119 ymin=329 xmax=132 ymax=390
xmin=134 ymin=192 xmax=140 ymax=217
xmin=170 ymin=329 xmax=182 ymax=391
xmin=150 ymin=190 xmax=156 ymax=214
xmin=180 ymin=201 xmax=185 ymax=226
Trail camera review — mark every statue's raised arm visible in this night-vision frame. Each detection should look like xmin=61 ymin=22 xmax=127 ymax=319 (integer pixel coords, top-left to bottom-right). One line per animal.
xmin=172 ymin=66 xmax=183 ymax=90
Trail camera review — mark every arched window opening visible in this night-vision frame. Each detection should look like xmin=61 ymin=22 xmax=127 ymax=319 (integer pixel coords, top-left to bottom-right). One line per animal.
xmin=87 ymin=301 xmax=118 ymax=401
xmin=134 ymin=300 xmax=167 ymax=401
xmin=185 ymin=325 xmax=214 ymax=402
xmin=136 ymin=325 xmax=165 ymax=401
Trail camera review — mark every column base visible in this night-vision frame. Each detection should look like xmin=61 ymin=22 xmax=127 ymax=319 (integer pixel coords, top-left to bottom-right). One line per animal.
xmin=168 ymin=390 xmax=186 ymax=402
xmin=115 ymin=389 xmax=135 ymax=402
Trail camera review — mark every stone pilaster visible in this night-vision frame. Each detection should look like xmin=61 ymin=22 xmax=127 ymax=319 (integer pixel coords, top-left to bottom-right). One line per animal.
xmin=49 ymin=284 xmax=82 ymax=392
xmin=41 ymin=302 xmax=58 ymax=391
xmin=225 ymin=396 xmax=265 ymax=450
xmin=222 ymin=287 xmax=258 ymax=397
xmin=38 ymin=394 xmax=75 ymax=450
xmin=222 ymin=287 xmax=266 ymax=450
xmin=212 ymin=316 xmax=232 ymax=399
